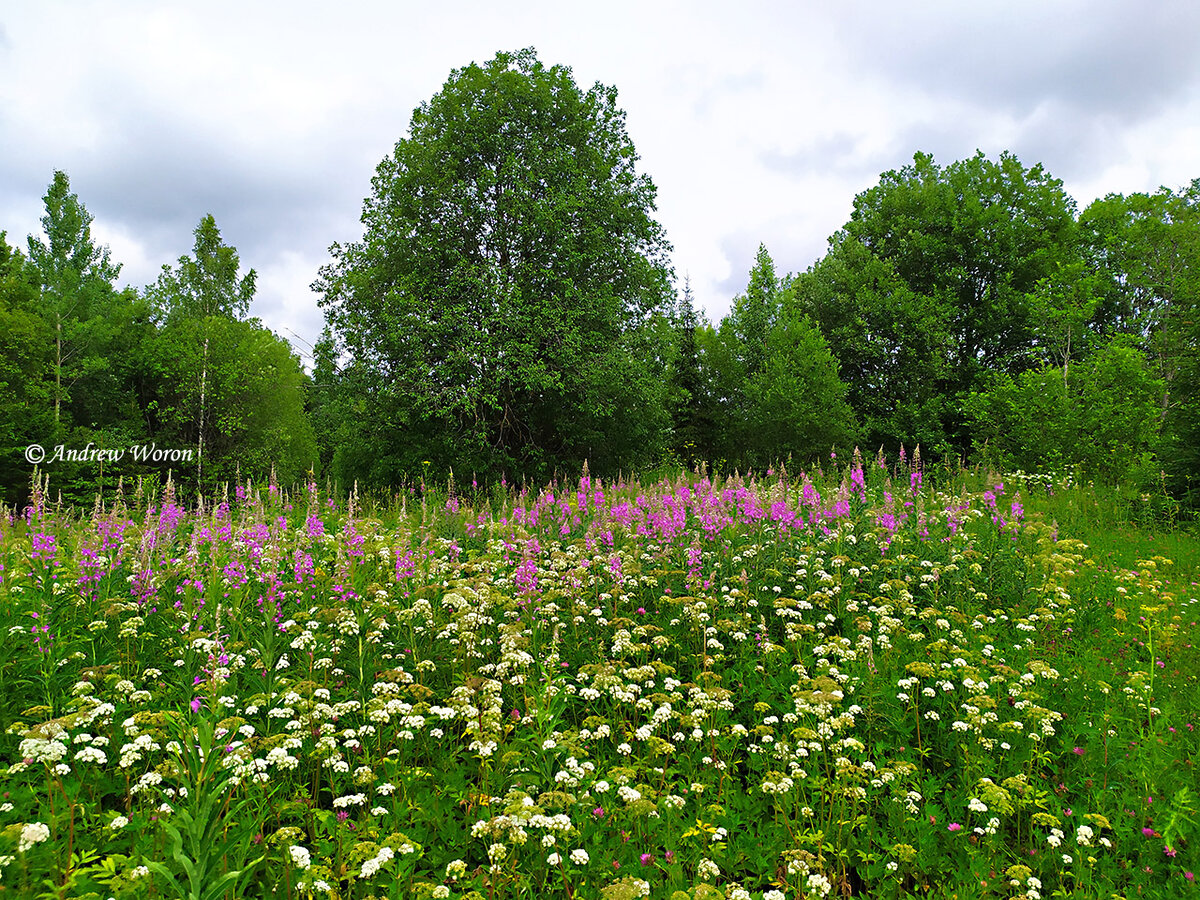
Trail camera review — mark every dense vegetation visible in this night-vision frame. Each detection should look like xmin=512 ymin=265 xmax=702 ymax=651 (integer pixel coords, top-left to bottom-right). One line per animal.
xmin=0 ymin=463 xmax=1196 ymax=898
xmin=1 ymin=46 xmax=1197 ymax=506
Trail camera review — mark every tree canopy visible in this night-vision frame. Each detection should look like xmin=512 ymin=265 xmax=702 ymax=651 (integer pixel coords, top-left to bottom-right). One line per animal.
xmin=316 ymin=48 xmax=674 ymax=481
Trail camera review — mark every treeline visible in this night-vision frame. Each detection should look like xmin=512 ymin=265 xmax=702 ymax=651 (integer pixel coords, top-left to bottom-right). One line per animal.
xmin=0 ymin=174 xmax=316 ymax=506
xmin=2 ymin=49 xmax=1198 ymax=509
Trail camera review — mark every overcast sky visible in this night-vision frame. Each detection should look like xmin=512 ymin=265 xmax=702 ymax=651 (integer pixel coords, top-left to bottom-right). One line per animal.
xmin=3 ymin=1 xmax=1199 ymax=363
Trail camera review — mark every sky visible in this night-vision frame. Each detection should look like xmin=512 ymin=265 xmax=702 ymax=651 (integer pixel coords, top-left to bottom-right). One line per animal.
xmin=3 ymin=0 xmax=1199 ymax=364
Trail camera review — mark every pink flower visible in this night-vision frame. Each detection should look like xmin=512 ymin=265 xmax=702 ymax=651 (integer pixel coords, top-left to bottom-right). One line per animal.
xmin=640 ymin=853 xmax=654 ymax=866
xmin=948 ymin=823 xmax=963 ymax=832
xmin=190 ymin=698 xmax=201 ymax=713
xmin=1073 ymin=746 xmax=1085 ymax=755
xmin=1143 ymin=827 xmax=1158 ymax=837
xmin=1165 ymin=846 xmax=1177 ymax=858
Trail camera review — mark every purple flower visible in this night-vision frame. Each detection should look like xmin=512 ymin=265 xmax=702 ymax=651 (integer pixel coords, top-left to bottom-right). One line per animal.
xmin=190 ymin=698 xmax=201 ymax=713
xmin=948 ymin=823 xmax=963 ymax=832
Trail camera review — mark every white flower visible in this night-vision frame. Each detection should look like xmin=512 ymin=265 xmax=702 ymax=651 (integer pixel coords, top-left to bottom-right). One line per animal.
xmin=17 ymin=822 xmax=50 ymax=853
xmin=547 ymin=852 xmax=561 ymax=865
xmin=110 ymin=816 xmax=129 ymax=830
xmin=617 ymin=785 xmax=642 ymax=803
xmin=289 ymin=845 xmax=312 ymax=869
xmin=569 ymin=848 xmax=589 ymax=865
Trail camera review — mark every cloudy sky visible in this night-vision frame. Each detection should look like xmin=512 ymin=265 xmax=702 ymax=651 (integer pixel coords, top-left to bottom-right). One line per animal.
xmin=3 ymin=1 xmax=1199 ymax=363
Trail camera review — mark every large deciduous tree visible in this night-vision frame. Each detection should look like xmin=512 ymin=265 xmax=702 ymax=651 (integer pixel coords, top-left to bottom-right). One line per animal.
xmin=315 ymin=48 xmax=674 ymax=482
xmin=799 ymin=151 xmax=1080 ymax=456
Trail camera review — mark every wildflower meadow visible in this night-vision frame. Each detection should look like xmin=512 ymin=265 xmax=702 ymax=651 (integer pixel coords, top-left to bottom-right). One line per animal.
xmin=0 ymin=454 xmax=1197 ymax=899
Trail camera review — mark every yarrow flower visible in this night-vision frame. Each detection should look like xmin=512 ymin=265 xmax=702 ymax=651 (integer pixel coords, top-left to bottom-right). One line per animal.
xmin=17 ymin=822 xmax=50 ymax=853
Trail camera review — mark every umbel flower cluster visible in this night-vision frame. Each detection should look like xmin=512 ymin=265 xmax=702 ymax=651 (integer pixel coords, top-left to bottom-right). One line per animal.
xmin=0 ymin=455 xmax=1196 ymax=898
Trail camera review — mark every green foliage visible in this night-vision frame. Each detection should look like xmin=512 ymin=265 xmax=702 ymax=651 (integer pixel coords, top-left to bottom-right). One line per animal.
xmin=153 ymin=316 xmax=316 ymax=489
xmin=743 ymin=305 xmax=859 ymax=464
xmin=148 ymin=216 xmax=315 ymax=491
xmin=728 ymin=244 xmax=778 ymax=380
xmin=964 ymin=337 xmax=1163 ymax=481
xmin=148 ymin=214 xmax=256 ymax=324
xmin=0 ymin=234 xmax=54 ymax=503
xmin=802 ymin=151 xmax=1081 ymax=454
xmin=1081 ymin=182 xmax=1200 ymax=506
xmin=793 ymin=234 xmax=952 ymax=455
xmin=667 ymin=280 xmax=713 ymax=469
xmin=316 ymin=48 xmax=674 ymax=484
xmin=709 ymin=246 xmax=858 ymax=469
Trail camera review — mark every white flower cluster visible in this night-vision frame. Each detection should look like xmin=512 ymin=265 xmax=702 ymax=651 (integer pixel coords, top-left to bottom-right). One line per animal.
xmin=761 ymin=772 xmax=794 ymax=794
xmin=17 ymin=822 xmax=50 ymax=853
xmin=18 ymin=736 xmax=67 ymax=764
xmin=358 ymin=845 xmax=394 ymax=879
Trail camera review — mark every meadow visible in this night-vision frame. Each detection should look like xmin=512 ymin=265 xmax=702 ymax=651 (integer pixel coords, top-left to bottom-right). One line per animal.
xmin=0 ymin=454 xmax=1197 ymax=899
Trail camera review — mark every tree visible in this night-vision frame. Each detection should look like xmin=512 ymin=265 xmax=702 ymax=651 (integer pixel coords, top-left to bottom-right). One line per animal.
xmin=315 ymin=48 xmax=674 ymax=482
xmin=1082 ymin=182 xmax=1200 ymax=503
xmin=0 ymin=233 xmax=54 ymax=502
xmin=147 ymin=215 xmax=259 ymax=484
xmin=153 ymin=317 xmax=317 ymax=487
xmin=1025 ymin=259 xmax=1099 ymax=391
xmin=25 ymin=171 xmax=122 ymax=427
xmin=964 ymin=337 xmax=1163 ymax=483
xmin=667 ymin=278 xmax=714 ymax=467
xmin=793 ymin=234 xmax=952 ymax=453
xmin=729 ymin=244 xmax=779 ymax=380
xmin=744 ymin=302 xmax=859 ymax=465
xmin=147 ymin=216 xmax=314 ymax=489
xmin=800 ymin=150 xmax=1081 ymax=454
xmin=149 ymin=214 xmax=256 ymax=323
